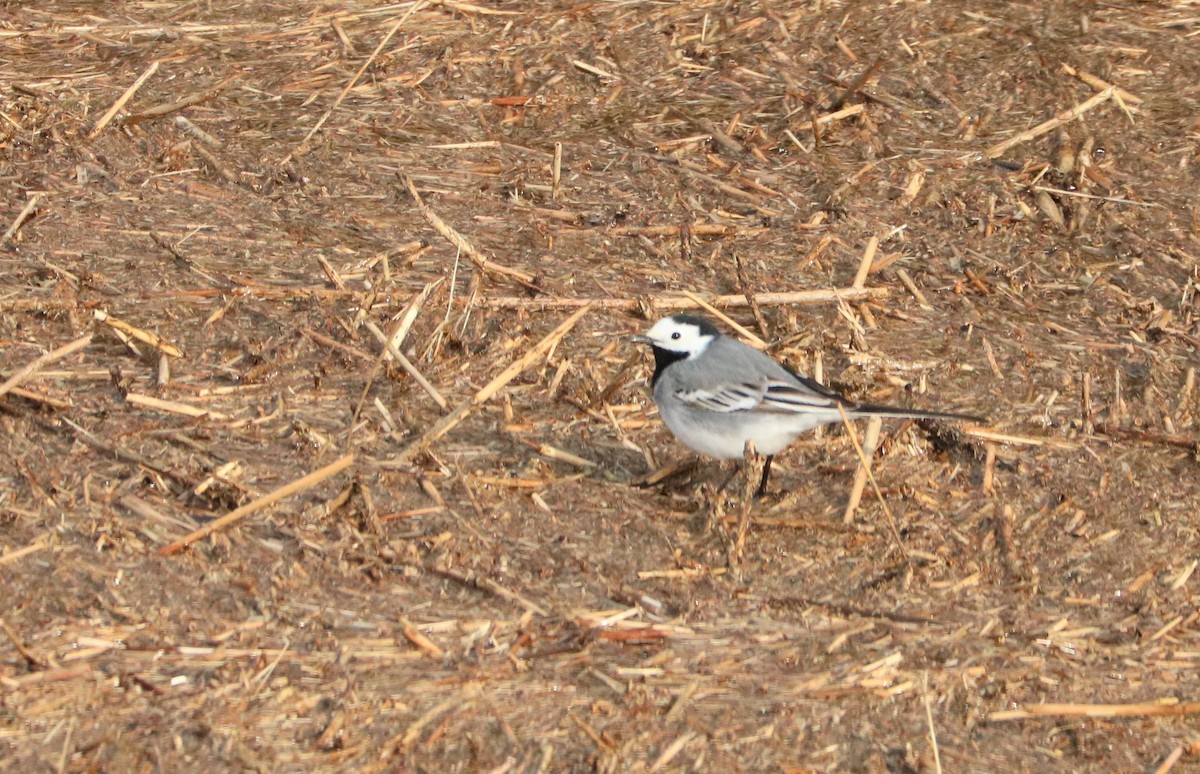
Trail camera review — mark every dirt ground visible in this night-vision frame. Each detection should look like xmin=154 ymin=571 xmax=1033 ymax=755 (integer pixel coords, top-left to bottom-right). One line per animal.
xmin=2 ymin=1 xmax=1199 ymax=771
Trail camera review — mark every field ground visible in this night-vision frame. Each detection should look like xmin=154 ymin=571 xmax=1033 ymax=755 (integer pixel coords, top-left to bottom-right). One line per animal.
xmin=2 ymin=1 xmax=1200 ymax=771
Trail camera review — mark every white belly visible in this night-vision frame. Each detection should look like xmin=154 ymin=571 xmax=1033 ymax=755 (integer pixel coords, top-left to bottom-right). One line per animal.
xmin=658 ymin=404 xmax=826 ymax=459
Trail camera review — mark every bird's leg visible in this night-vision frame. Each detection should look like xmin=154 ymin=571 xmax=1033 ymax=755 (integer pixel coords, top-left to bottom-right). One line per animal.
xmin=741 ymin=442 xmax=767 ymax=501
xmin=730 ymin=443 xmax=764 ymax=570
xmin=715 ymin=461 xmax=741 ymax=494
xmin=754 ymin=455 xmax=774 ymax=499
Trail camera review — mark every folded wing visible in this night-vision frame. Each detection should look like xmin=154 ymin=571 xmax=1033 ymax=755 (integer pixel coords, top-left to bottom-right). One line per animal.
xmin=674 ymin=377 xmax=844 ymax=415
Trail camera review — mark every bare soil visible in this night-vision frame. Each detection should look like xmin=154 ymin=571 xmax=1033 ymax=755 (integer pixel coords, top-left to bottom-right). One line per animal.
xmin=2 ymin=1 xmax=1199 ymax=771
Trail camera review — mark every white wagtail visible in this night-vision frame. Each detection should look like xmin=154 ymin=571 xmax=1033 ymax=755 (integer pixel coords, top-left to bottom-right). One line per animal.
xmin=631 ymin=313 xmax=983 ymax=496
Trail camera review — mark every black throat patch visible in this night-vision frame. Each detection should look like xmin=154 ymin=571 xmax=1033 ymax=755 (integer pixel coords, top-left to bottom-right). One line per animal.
xmin=650 ymin=346 xmax=688 ymax=388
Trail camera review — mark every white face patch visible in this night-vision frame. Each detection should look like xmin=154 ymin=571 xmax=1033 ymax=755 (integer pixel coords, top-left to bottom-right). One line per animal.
xmin=643 ymin=318 xmax=714 ymax=356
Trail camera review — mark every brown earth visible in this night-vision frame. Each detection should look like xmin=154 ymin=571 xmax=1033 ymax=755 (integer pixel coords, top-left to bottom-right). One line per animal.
xmin=2 ymin=1 xmax=1199 ymax=771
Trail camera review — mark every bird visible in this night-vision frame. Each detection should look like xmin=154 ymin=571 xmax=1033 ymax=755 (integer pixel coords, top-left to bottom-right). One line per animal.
xmin=631 ymin=313 xmax=983 ymax=497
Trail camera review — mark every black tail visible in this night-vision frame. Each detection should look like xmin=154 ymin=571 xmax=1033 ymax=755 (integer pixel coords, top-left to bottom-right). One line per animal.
xmin=779 ymin=361 xmax=985 ymax=424
xmin=848 ymin=403 xmax=986 ymax=424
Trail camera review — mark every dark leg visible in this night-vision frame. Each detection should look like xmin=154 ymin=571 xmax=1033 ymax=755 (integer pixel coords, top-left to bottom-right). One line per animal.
xmin=754 ymin=455 xmax=774 ymax=499
xmin=716 ymin=461 xmax=740 ymax=493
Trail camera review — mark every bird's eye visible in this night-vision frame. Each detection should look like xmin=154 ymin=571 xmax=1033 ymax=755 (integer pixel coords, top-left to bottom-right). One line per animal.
xmin=671 ymin=332 xmax=681 ymax=340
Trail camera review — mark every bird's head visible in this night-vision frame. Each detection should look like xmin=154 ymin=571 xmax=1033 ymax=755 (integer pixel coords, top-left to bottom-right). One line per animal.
xmin=631 ymin=314 xmax=720 ymax=358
